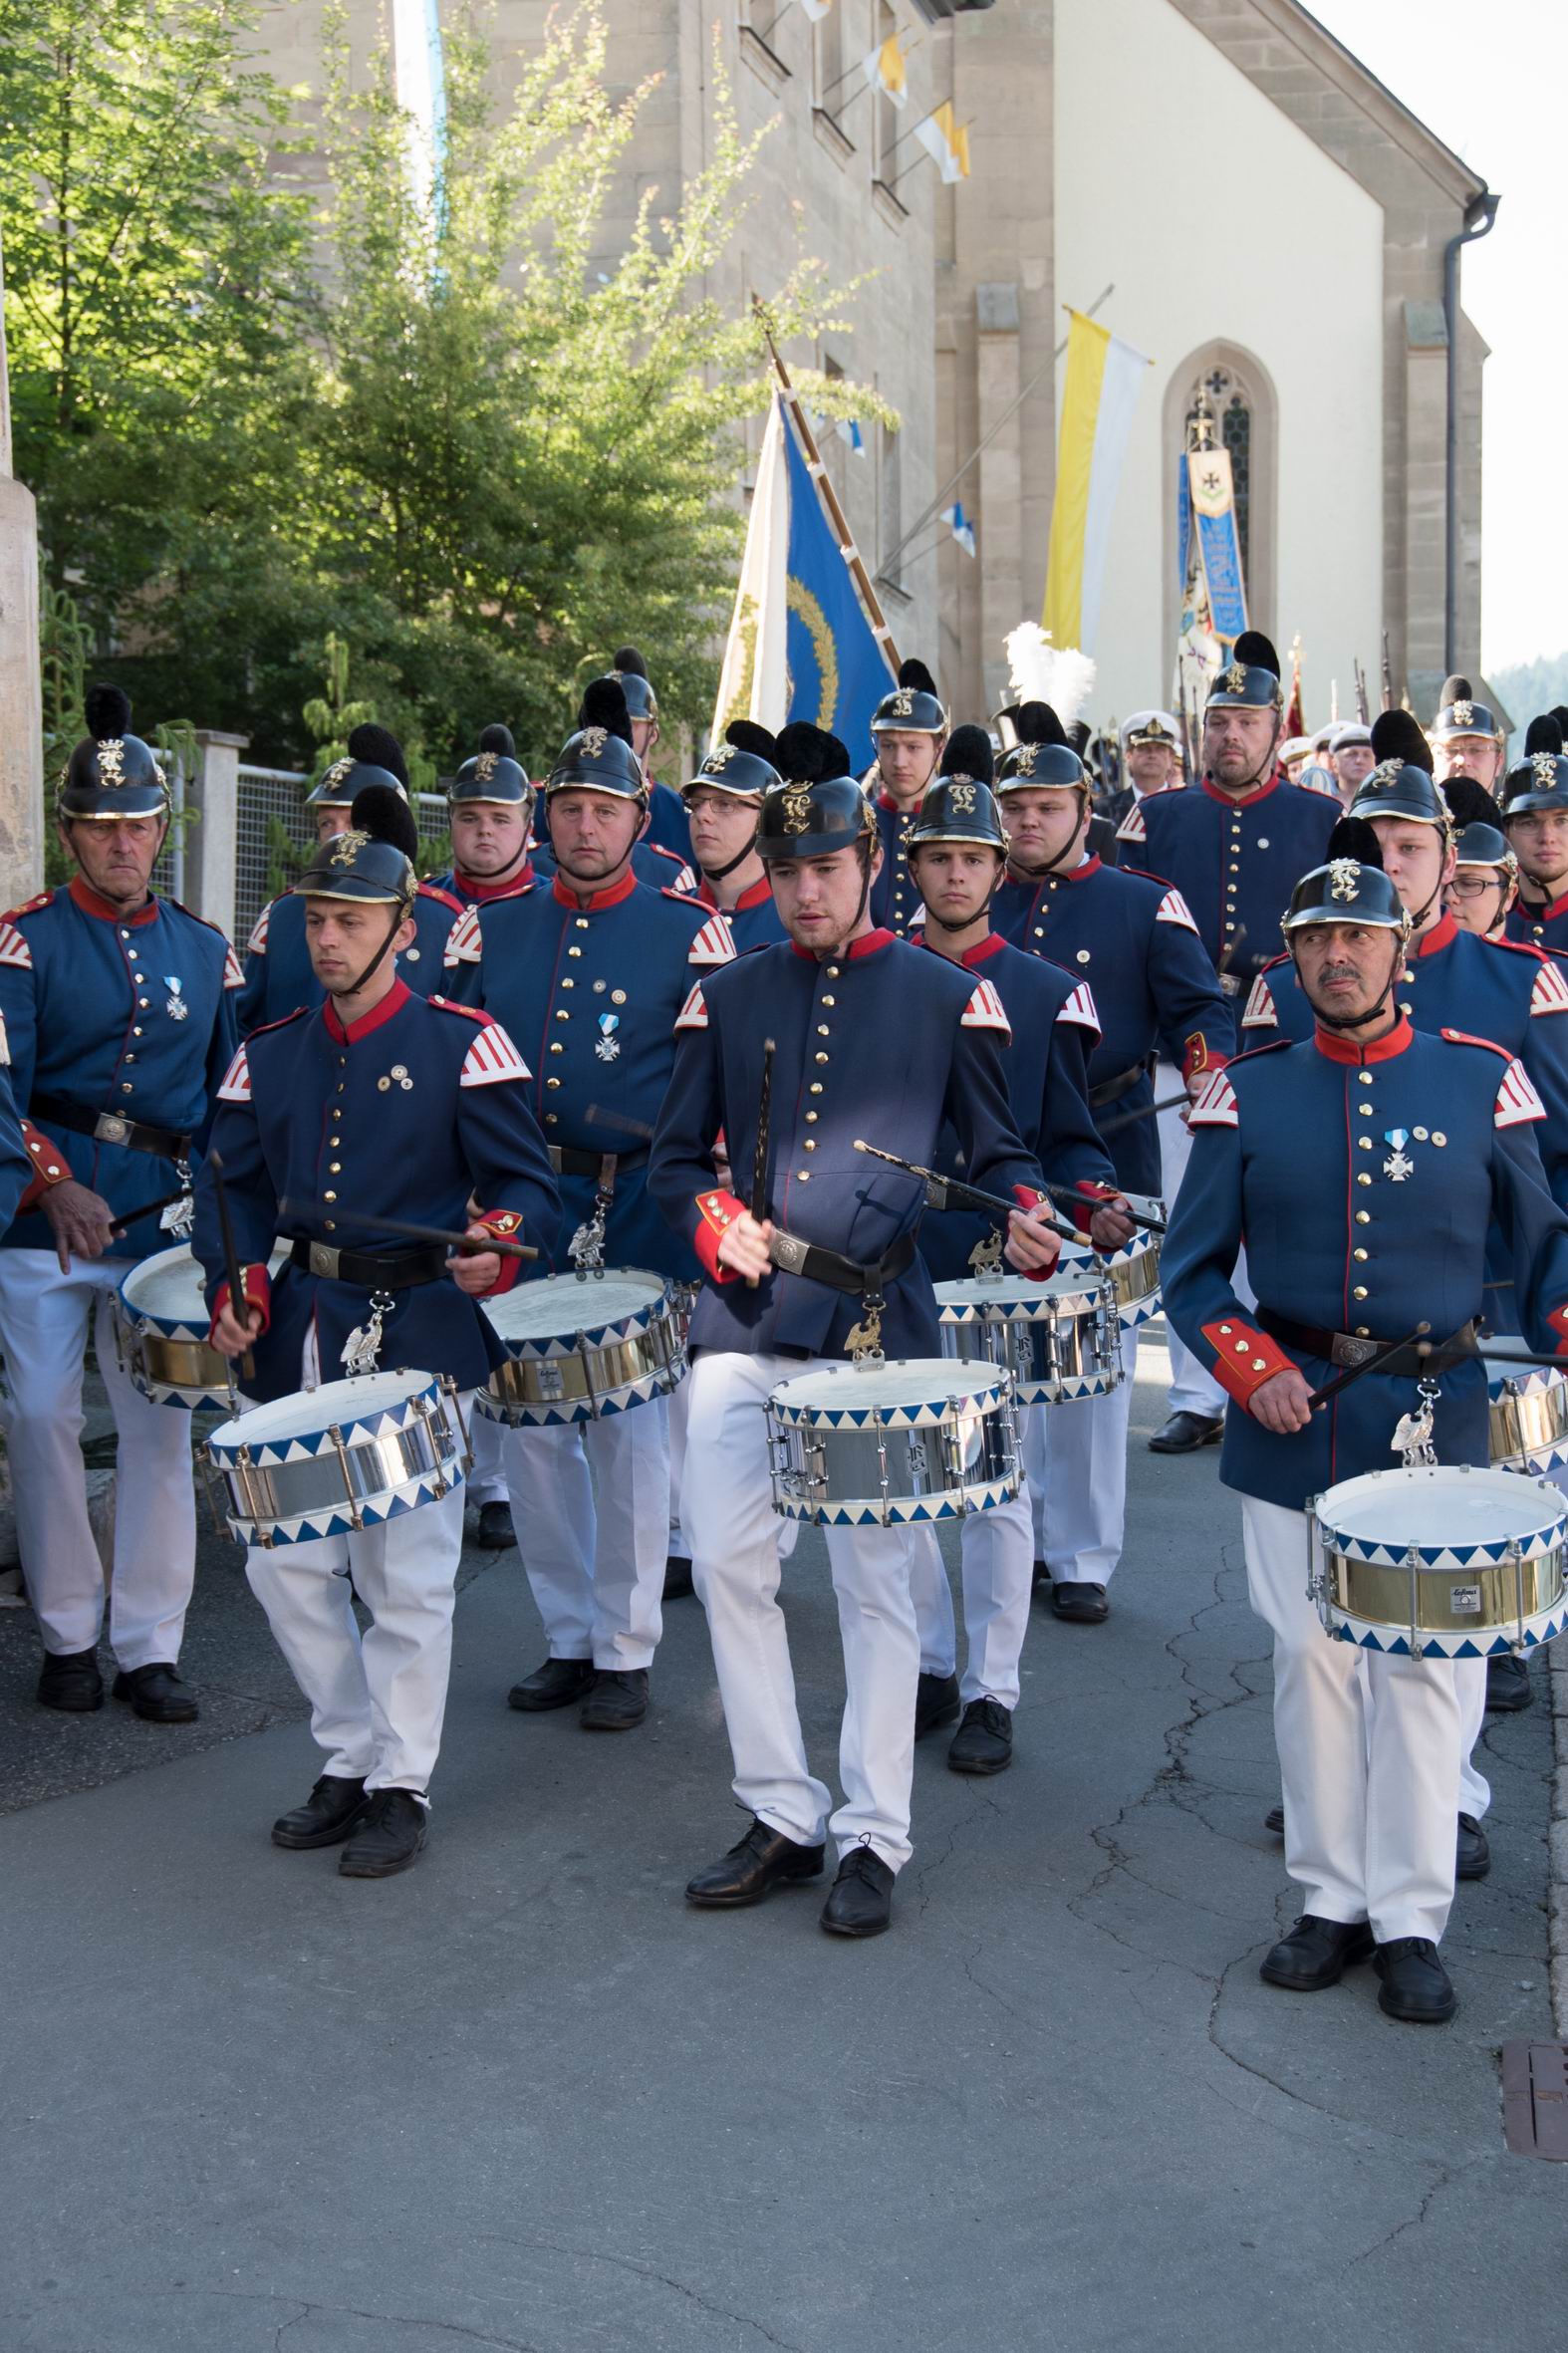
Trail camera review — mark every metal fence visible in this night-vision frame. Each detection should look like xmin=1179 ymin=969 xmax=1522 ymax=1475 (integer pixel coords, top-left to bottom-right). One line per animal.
xmin=233 ymin=770 xmax=453 ymax=949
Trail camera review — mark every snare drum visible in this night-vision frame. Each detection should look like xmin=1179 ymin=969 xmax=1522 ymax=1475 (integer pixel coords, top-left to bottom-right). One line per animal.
xmin=1310 ymin=1463 xmax=1568 ymax=1660
xmin=206 ymin=1371 xmax=468 ymax=1549
xmin=115 ymin=1244 xmax=287 ymax=1411
xmin=476 ymin=1269 xmax=685 ymax=1427
xmin=1485 ymin=1337 xmax=1568 ymax=1474
xmin=1057 ymin=1194 xmax=1163 ymax=1326
xmin=936 ymin=1271 xmax=1122 ymax=1404
xmin=766 ymin=1360 xmax=1018 ymax=1527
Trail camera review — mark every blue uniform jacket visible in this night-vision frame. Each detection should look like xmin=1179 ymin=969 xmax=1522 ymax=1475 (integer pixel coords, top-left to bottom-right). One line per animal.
xmin=643 ymin=778 xmax=693 ymax=863
xmin=689 ymin=875 xmax=788 ymax=952
xmin=1117 ymin=776 xmax=1339 ymax=978
xmin=649 ymin=929 xmax=1047 ymax=1359
xmin=0 ymin=1046 xmax=35 ymax=1238
xmin=193 ymin=980 xmax=562 ymax=1404
xmin=869 ymin=794 xmax=923 ymax=936
xmin=1161 ymin=1023 xmax=1568 ymax=1510
xmin=992 ymin=855 xmax=1236 ymax=1194
xmin=1505 ymin=895 xmax=1568 ymax=955
xmin=423 ymin=863 xmax=537 ymax=910
xmin=238 ymin=882 xmax=465 ymax=1036
xmin=0 ymin=878 xmax=241 ymax=1259
xmin=442 ymin=871 xmax=734 ymax=1278
xmin=917 ymin=933 xmax=1114 ymax=1282
xmin=1240 ymin=914 xmax=1568 ymax=1204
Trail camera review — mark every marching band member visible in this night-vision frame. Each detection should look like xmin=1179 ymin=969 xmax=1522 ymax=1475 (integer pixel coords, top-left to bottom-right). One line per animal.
xmin=1442 ymin=779 xmax=1519 ymax=940
xmin=1501 ymin=718 xmax=1568 ymax=952
xmin=1162 ymin=842 xmax=1568 ymax=2022
xmin=988 ymin=710 xmax=1234 ymax=1615
xmin=238 ymin=725 xmax=464 ymax=1033
xmin=198 ymin=785 xmax=560 ymax=1876
xmin=903 ymin=732 xmax=1130 ymax=1771
xmin=868 ymin=658 xmax=947 ymax=936
xmin=443 ymin=682 xmax=734 ymax=1731
xmin=1432 ymin=675 xmax=1505 ymax=793
xmin=1117 ymin=634 xmax=1340 ymax=1454
xmin=650 ymin=762 xmax=1057 ymax=1939
xmin=0 ymin=686 xmax=242 ymax=1722
xmin=678 ymin=725 xmax=788 ymax=949
xmin=425 ymin=724 xmax=542 ymax=1553
xmin=603 ymin=646 xmax=692 ymax=864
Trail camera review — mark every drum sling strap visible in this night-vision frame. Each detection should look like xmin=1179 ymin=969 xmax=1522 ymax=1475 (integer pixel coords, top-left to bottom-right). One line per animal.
xmin=1258 ymin=1308 xmax=1478 ymax=1379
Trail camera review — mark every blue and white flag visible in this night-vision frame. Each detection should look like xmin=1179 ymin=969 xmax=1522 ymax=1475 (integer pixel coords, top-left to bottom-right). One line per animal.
xmin=838 ymin=417 xmax=865 ymax=456
xmin=941 ymin=503 xmax=976 ymax=559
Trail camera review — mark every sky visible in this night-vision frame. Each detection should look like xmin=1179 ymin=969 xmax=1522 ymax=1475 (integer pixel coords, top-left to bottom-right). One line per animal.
xmin=1307 ymin=0 xmax=1568 ymax=676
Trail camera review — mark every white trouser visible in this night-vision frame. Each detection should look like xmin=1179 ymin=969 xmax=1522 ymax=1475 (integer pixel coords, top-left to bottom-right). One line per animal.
xmin=0 ymin=1248 xmax=196 ymax=1668
xmin=1457 ymin=1667 xmax=1491 ymax=1822
xmin=501 ymin=1401 xmax=669 ymax=1669
xmin=246 ymin=1470 xmax=466 ymax=1797
xmin=684 ymin=1349 xmax=921 ymax=1871
xmin=667 ymin=1370 xmax=691 ymax=1557
xmin=1027 ymin=1327 xmax=1140 ymax=1582
xmin=1158 ymin=1064 xmax=1255 ymax=1420
xmin=465 ymin=1411 xmax=508 ymax=1508
xmin=908 ymin=1481 xmax=1036 ymax=1709
xmin=1243 ymin=1495 xmax=1476 ymax=1945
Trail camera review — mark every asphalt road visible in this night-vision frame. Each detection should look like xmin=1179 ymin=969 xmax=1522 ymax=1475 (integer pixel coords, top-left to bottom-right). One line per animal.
xmin=1 ymin=1333 xmax=1563 ymax=2353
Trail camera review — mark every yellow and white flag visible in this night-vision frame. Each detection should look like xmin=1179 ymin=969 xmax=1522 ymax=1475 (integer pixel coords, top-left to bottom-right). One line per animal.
xmin=914 ymin=102 xmax=969 ymax=183
xmin=860 ymin=33 xmax=908 ymax=107
xmin=1043 ymin=310 xmax=1150 ymax=654
xmin=712 ymin=396 xmax=790 ymax=739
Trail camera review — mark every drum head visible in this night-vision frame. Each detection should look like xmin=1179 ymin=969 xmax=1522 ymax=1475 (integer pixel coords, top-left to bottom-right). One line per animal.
xmin=771 ymin=1359 xmax=1003 ymax=1422
xmin=123 ymin=1242 xmax=288 ymax=1323
xmin=485 ymin=1269 xmax=666 ymax=1345
xmin=211 ymin=1370 xmax=429 ymax=1453
xmin=936 ymin=1272 xmax=1110 ymax=1319
xmin=1318 ymin=1464 xmax=1566 ymax=1560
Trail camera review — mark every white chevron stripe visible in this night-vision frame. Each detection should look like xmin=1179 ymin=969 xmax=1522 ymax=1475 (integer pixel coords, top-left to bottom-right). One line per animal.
xmin=444 ymin=904 xmax=482 ymax=965
xmin=1241 ymin=972 xmax=1278 ymax=1028
xmin=1495 ymin=1057 xmax=1546 ymax=1127
xmin=689 ymin=914 xmax=736 ymax=966
xmin=460 ymin=1020 xmax=531 ymax=1087
xmin=1057 ymin=981 xmax=1101 ymax=1033
xmin=1530 ymin=957 xmax=1568 ymax=1015
xmin=216 ymin=1046 xmax=251 ymax=1104
xmin=961 ymin=977 xmax=1010 ymax=1035
xmin=0 ymin=921 xmax=32 ymax=970
xmin=1116 ymin=804 xmax=1146 ymax=843
xmin=222 ymin=944 xmax=245 ymax=989
xmin=675 ymin=982 xmax=708 ymax=1031
xmin=1156 ymin=888 xmax=1198 ymax=933
xmin=1188 ymin=1069 xmax=1238 ymax=1127
xmin=245 ymin=904 xmax=271 ymax=956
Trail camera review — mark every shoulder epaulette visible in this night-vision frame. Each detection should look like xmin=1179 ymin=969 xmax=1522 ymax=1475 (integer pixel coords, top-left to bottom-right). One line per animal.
xmin=1 ymin=890 xmax=54 ymax=924
xmin=1439 ymin=1027 xmax=1513 ymax=1060
xmin=1260 ymin=948 xmax=1291 ymax=973
xmin=163 ymin=895 xmax=236 ymax=942
xmin=426 ymin=993 xmax=491 ymax=1025
xmin=417 ymin=882 xmax=464 ymax=915
xmin=1226 ymin=1037 xmax=1294 ymax=1066
xmin=1485 ymin=933 xmax=1547 ymax=961
xmin=246 ymin=1004 xmax=313 ymax=1041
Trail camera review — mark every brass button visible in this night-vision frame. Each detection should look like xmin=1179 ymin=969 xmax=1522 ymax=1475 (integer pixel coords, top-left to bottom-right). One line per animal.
xmin=803 ymin=1139 xmax=816 ymax=1152
xmin=805 ymin=1111 xmax=818 ymax=1124
xmin=1356 ymin=1210 xmax=1371 ymax=1224
xmin=568 ymin=945 xmax=582 ymax=957
xmin=324 ymin=1189 xmax=337 ymax=1202
xmin=1357 ymin=1173 xmax=1372 ymax=1186
xmin=1358 ymin=1072 xmax=1373 ymax=1086
xmin=1353 ymin=1285 xmax=1368 ymax=1300
xmin=1358 ymin=1104 xmax=1373 ymax=1116
xmin=124 ymin=1053 xmax=134 ymax=1064
xmin=815 ymin=1052 xmax=829 ymax=1065
xmin=575 ymin=917 xmax=589 ymax=929
xmin=1355 ymin=1325 xmax=1369 ymax=1338
xmin=1402 ymin=969 xmax=1415 ymax=983
xmin=797 ymin=1172 xmax=811 ymax=1182
xmin=817 ymin=1024 xmax=830 ymax=1036
xmin=325 ymin=1220 xmax=336 ymax=1232
xmin=826 ymin=965 xmax=841 ymax=977
xmin=822 ymin=994 xmax=835 ymax=1007
xmin=1219 ymin=1324 xmax=1233 ymax=1335
xmin=555 ymin=1008 xmax=570 ymax=1020
xmin=1357 ymin=1137 xmax=1371 ymax=1150
xmin=561 ymin=977 xmax=574 ymax=989
xmin=546 ymin=1077 xmax=561 ymax=1089
xmin=132 ymin=1027 xmax=141 ymax=1038
xmin=330 ymin=1162 xmax=342 ymax=1175
xmin=1400 ymin=1001 xmax=1413 ymax=1014
xmin=810 ymin=1083 xmax=823 ymax=1095
xmin=1252 ymin=1358 xmax=1267 ymax=1372
xmin=121 ymin=1082 xmax=132 ymax=1094
xmin=546 ymin=1113 xmax=557 ymax=1126
xmin=138 ymin=998 xmax=148 ymax=1008
xmin=1354 ymin=1248 xmax=1368 ymax=1262
xmin=550 ymin=1042 xmax=564 ymax=1054
xmin=1034 ymin=928 xmax=1044 ymax=939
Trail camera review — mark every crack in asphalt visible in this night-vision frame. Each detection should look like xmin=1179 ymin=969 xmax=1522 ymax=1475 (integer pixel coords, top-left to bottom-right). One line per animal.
xmin=473 ymin=2235 xmax=810 ymax=2351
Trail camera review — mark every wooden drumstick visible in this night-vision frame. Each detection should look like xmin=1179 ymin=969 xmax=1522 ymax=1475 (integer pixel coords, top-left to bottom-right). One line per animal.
xmin=276 ymin=1198 xmax=539 ymax=1260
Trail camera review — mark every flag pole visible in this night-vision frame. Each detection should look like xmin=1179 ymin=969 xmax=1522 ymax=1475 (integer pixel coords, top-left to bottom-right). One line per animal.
xmin=751 ymin=297 xmax=902 ymax=673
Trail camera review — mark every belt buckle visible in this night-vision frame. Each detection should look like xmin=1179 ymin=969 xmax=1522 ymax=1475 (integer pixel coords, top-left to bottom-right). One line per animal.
xmin=1218 ymin=972 xmax=1242 ymax=999
xmin=309 ymin=1242 xmax=340 ymax=1280
xmin=1333 ymin=1334 xmax=1379 ymax=1370
xmin=95 ymin=1113 xmax=130 ymax=1146
xmin=770 ymin=1233 xmax=809 ymax=1275
xmin=548 ymin=1146 xmax=564 ymax=1174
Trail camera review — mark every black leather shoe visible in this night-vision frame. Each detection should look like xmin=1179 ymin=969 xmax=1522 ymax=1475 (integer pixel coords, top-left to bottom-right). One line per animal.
xmin=271 ymin=1775 xmax=372 ymax=1850
xmin=112 ymin=1663 xmax=197 ymax=1722
xmin=1259 ymin=1914 xmax=1375 ymax=1990
xmin=1032 ymin=1558 xmax=1051 ymax=1587
xmin=1485 ymin=1653 xmax=1532 ymax=1712
xmin=685 ymin=1816 xmax=826 ymax=1908
xmin=663 ymin=1554 xmax=694 ymax=1601
xmin=37 ymin=1648 xmax=104 ymax=1712
xmin=1051 ymin=1580 xmax=1109 ymax=1624
xmin=475 ymin=1500 xmax=517 ymax=1550
xmin=915 ymin=1670 xmax=960 ymax=1737
xmin=1374 ymin=1937 xmax=1456 ymax=2023
xmin=580 ymin=1668 xmax=649 ymax=1729
xmin=338 ymin=1789 xmax=427 ymax=1878
xmin=1456 ymin=1812 xmax=1490 ymax=1881
xmin=507 ymin=1657 xmax=596 ymax=1711
xmin=821 ymin=1847 xmax=895 ymax=1939
xmin=948 ymin=1698 xmax=1013 ymax=1775
xmin=1264 ymin=1803 xmax=1284 ymax=1836
xmin=1149 ymin=1410 xmax=1223 ymax=1454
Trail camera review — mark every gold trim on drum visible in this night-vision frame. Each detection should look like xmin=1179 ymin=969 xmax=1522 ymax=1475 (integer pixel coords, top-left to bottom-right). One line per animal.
xmin=1320 ymin=1543 xmax=1565 ymax=1639
xmin=129 ymin=1329 xmax=236 ymax=1398
xmin=1488 ymin=1368 xmax=1568 ymax=1467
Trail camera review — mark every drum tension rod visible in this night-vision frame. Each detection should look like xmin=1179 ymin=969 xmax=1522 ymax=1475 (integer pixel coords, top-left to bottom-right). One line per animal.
xmin=328 ymin=1425 xmax=365 ymax=1531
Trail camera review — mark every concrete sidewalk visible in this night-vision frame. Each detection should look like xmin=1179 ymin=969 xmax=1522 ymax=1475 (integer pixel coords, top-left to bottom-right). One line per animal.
xmin=1 ymin=1341 xmax=1563 ymax=2353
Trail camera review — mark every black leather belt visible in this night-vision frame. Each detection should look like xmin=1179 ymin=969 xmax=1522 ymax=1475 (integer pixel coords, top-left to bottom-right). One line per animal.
xmin=766 ymin=1230 xmax=916 ymax=1295
xmin=31 ymin=1093 xmax=190 ymax=1162
xmin=1090 ymin=1063 xmax=1149 ymax=1112
xmin=1258 ymin=1308 xmax=1478 ymax=1379
xmin=287 ymin=1237 xmax=448 ymax=1288
xmin=549 ymin=1144 xmax=648 ymax=1180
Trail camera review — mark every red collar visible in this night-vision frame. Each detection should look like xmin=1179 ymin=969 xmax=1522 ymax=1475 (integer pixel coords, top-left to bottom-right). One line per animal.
xmin=915 ymin=929 xmax=1005 ymax=967
xmin=551 ymin=869 xmax=638 ymax=913
xmin=457 ymin=863 xmax=534 ymax=904
xmin=1521 ymin=887 xmax=1568 ymax=922
xmin=323 ymin=977 xmax=411 ymax=1044
xmin=1414 ymin=911 xmax=1457 ymax=959
xmin=69 ymin=874 xmax=158 ymax=927
xmin=790 ymin=926 xmax=896 ymax=963
xmin=877 ymin=791 xmax=918 ymax=821
xmin=696 ymin=874 xmax=772 ymax=912
xmin=1313 ymin=1016 xmax=1414 ymax=1066
xmin=1202 ymin=775 xmax=1278 ymax=811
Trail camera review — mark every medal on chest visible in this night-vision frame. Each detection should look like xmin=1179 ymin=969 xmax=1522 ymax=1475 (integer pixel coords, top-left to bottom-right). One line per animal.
xmin=1383 ymin=1128 xmax=1415 ymax=1182
xmin=595 ymin=1012 xmax=622 ymax=1063
xmin=163 ymin=975 xmax=189 ymax=1022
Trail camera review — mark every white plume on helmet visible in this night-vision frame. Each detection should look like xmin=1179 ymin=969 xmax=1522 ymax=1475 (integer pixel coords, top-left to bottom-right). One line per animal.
xmin=1003 ymin=623 xmax=1097 ymax=732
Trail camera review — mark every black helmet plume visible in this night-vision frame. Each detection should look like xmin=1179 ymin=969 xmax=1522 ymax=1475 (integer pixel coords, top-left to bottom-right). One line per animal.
xmin=60 ymin=681 xmax=168 ymax=822
xmin=1524 ymin=714 xmax=1564 ymax=758
xmin=84 ymin=682 xmax=133 ymax=741
xmin=1442 ymin=775 xmax=1503 ymax=830
xmin=898 ymin=657 xmax=938 ymax=696
xmin=1014 ymin=701 xmax=1068 ymax=747
xmin=774 ymin=722 xmax=852 ymax=784
xmin=1371 ymin=708 xmax=1434 ymax=776
xmin=478 ymin=723 xmax=515 ymax=758
xmin=725 ymin=719 xmax=780 ymax=763
xmin=578 ymin=676 xmax=636 ymax=748
xmin=346 ymin=721 xmax=408 ymax=789
xmin=939 ymin=724 xmax=995 ymax=786
xmin=613 ymin=647 xmax=649 ymax=679
xmin=1325 ymin=815 xmax=1385 ymax=868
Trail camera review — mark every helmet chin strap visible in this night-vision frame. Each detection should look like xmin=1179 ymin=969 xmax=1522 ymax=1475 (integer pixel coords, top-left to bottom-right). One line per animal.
xmin=815 ymin=840 xmax=876 ymax=961
xmin=1211 ymin=710 xmax=1282 ymax=796
xmin=1008 ymin=797 xmax=1091 ymax=885
xmin=698 ymin=815 xmax=764 ymax=884
xmin=459 ymin=827 xmax=533 ymax=890
xmin=916 ymin=851 xmax=1004 ymax=935
xmin=335 ymin=899 xmax=411 ymax=1003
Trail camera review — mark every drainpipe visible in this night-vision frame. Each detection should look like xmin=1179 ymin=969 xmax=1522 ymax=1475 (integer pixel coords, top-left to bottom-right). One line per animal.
xmin=1443 ymin=187 xmax=1500 ymax=675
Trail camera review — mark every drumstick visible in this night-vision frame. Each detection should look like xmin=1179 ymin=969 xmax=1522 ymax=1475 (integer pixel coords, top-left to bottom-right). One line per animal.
xmin=108 ymin=1186 xmax=190 ymax=1238
xmin=1098 ymin=1089 xmax=1191 ymax=1139
xmin=276 ymin=1197 xmax=539 ymax=1261
xmin=852 ymin=1141 xmax=1078 ymax=1242
xmin=205 ymin=1153 xmax=255 ymax=1381
xmin=751 ymin=1041 xmax=775 ymax=1224
xmin=1036 ymin=1179 xmax=1165 ymax=1236
xmin=584 ymin=1104 xmax=657 ymax=1142
xmin=1306 ymin=1322 xmax=1431 ymax=1411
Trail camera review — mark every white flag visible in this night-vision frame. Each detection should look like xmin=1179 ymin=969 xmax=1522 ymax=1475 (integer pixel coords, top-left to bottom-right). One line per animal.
xmin=711 ymin=394 xmax=790 ymax=741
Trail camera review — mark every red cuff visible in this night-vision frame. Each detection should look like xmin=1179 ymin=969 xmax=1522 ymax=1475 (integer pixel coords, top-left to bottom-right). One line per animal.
xmin=1547 ymin=1303 xmax=1568 ymax=1358
xmin=1200 ymin=1316 xmax=1295 ymax=1410
xmin=1182 ymin=1034 xmax=1226 ymax=1087
xmin=1071 ymin=1177 xmax=1118 ymax=1236
xmin=17 ymin=1120 xmax=71 ymax=1212
xmin=1010 ymin=1183 xmax=1056 ymax=1277
xmin=694 ymin=1187 xmax=746 ymax=1285
xmin=471 ymin=1208 xmax=525 ymax=1297
xmin=210 ymin=1264 xmax=272 ymax=1343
